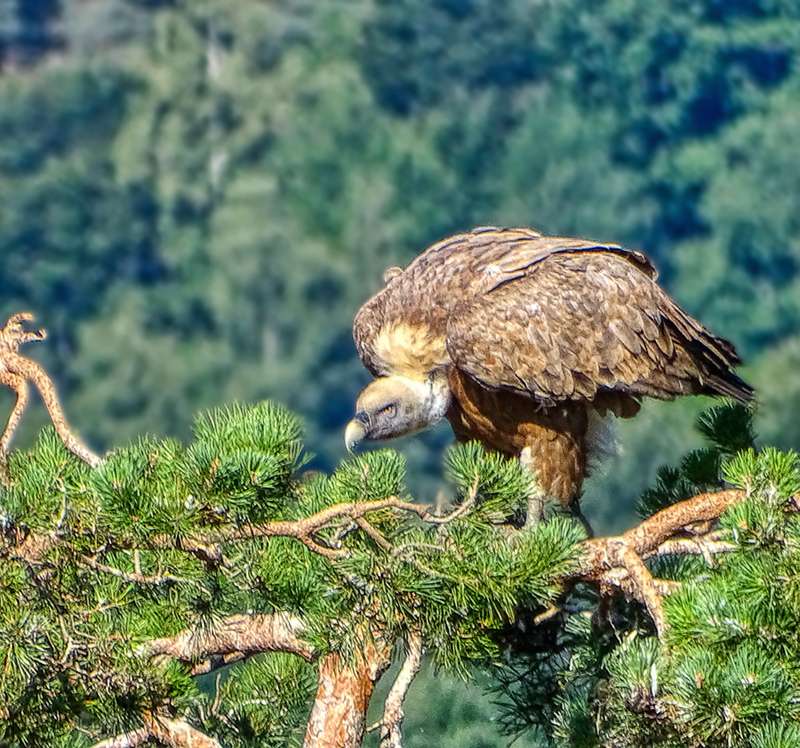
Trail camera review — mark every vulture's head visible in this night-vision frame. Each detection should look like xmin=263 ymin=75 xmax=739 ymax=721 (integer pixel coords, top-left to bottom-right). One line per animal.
xmin=345 ymin=373 xmax=451 ymax=452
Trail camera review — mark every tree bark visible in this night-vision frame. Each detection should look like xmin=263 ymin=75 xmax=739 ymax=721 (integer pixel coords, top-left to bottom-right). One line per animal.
xmin=303 ymin=645 xmax=390 ymax=748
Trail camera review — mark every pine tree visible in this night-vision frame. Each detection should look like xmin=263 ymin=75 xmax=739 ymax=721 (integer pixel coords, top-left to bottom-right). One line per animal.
xmin=2 ymin=314 xmax=799 ymax=748
xmin=493 ymin=405 xmax=800 ymax=748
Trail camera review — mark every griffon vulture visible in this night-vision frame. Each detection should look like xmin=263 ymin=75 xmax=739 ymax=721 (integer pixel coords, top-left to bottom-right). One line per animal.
xmin=346 ymin=227 xmax=753 ymax=506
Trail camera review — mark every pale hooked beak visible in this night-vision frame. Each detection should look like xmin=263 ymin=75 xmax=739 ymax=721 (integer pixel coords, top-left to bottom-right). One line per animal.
xmin=344 ymin=414 xmax=368 ymax=453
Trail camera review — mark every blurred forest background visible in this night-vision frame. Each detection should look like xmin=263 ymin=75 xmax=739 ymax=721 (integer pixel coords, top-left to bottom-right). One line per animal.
xmin=2 ymin=1 xmax=800 ymax=743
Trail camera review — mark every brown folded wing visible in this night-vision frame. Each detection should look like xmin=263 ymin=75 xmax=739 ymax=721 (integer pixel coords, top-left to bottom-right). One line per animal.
xmin=445 ymin=249 xmax=752 ymax=408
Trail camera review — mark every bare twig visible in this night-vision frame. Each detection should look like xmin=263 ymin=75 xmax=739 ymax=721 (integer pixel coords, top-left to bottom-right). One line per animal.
xmin=187 ymin=651 xmax=246 ymax=676
xmin=372 ymin=630 xmax=423 ymax=748
xmin=533 ymin=605 xmax=560 ymax=625
xmin=430 ymin=473 xmax=480 ymax=525
xmin=80 ymin=555 xmax=188 ymax=586
xmin=173 ymin=538 xmax=230 ymax=568
xmin=2 ymin=495 xmax=439 ymax=567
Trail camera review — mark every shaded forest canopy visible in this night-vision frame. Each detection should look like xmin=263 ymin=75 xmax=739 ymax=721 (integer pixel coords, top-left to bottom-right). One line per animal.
xmin=2 ymin=0 xmax=800 ymax=529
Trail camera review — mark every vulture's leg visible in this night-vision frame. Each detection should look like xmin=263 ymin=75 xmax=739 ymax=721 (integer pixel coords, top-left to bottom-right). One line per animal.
xmin=520 ymin=446 xmax=546 ymax=529
xmin=519 ymin=446 xmax=594 ymax=536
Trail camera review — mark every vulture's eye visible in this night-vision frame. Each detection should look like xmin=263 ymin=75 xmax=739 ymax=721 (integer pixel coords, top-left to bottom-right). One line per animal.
xmin=380 ymin=403 xmax=397 ymax=418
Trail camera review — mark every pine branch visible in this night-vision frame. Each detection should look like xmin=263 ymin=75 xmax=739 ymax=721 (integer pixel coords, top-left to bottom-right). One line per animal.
xmin=91 ymin=712 xmax=221 ymax=748
xmin=140 ymin=613 xmax=314 ymax=667
xmin=605 ymin=541 xmax=667 ymax=636
xmin=4 ymin=461 xmax=786 ymax=662
xmin=576 ymin=490 xmax=748 ymax=581
xmin=217 ymin=494 xmax=478 ymax=559
xmin=0 ymin=312 xmax=102 ymax=487
xmin=354 ymin=516 xmax=394 ymax=552
xmin=573 ymin=489 xmax=770 ymax=634
xmin=602 ymin=568 xmax=681 ymax=599
xmin=0 ymin=491 xmax=479 ymax=582
xmin=80 ymin=555 xmax=189 ymax=586
xmin=369 ymin=630 xmax=423 ymax=748
xmin=649 ymin=535 xmax=735 ymax=562
xmin=620 ymin=489 xmax=747 ymax=555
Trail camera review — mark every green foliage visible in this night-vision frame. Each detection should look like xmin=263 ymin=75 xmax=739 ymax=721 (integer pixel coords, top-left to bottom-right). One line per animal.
xmin=696 ymin=402 xmax=758 ymax=456
xmin=1 ymin=426 xmax=91 ymax=528
xmin=182 ymin=401 xmax=307 ymax=525
xmin=410 ymin=515 xmax=581 ymax=673
xmin=0 ymin=404 xmax=315 ymax=743
xmin=638 ymin=403 xmax=756 ymax=517
xmin=493 ymin=604 xmax=603 ymax=747
xmin=0 ymin=405 xmax=582 ymax=746
xmin=319 ymin=450 xmax=406 ymax=507
xmin=196 ymin=654 xmax=316 ymax=748
xmin=493 ymin=408 xmax=800 ymax=748
xmin=630 ymin=506 xmax=800 ymax=748
xmin=723 ymin=447 xmax=800 ymax=499
xmin=444 ymin=440 xmax=529 ymax=518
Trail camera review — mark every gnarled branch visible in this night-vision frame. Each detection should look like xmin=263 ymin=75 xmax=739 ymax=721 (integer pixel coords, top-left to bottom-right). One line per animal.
xmin=91 ymin=712 xmax=221 ymax=748
xmin=213 ymin=493 xmax=479 ymax=561
xmin=303 ymin=644 xmax=392 ymax=748
xmin=141 ymin=613 xmax=314 ymax=667
xmin=572 ymin=490 xmax=769 ymax=634
xmin=0 ymin=312 xmax=102 ymax=488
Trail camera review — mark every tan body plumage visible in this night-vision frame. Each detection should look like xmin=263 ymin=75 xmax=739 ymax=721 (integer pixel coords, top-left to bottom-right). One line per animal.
xmin=347 ymin=227 xmax=753 ymax=504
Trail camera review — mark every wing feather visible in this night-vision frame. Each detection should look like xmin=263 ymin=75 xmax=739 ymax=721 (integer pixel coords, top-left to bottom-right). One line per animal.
xmin=446 ymin=251 xmax=753 ymax=406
